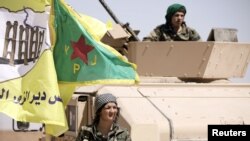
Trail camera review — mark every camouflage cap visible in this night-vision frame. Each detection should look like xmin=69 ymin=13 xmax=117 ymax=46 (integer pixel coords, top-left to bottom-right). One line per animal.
xmin=165 ymin=3 xmax=186 ymax=22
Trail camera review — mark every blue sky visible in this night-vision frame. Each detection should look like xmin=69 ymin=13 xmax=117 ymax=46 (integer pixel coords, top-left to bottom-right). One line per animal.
xmin=65 ymin=0 xmax=250 ymax=82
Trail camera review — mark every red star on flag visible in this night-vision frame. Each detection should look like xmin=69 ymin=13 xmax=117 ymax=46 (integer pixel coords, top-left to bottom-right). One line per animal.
xmin=71 ymin=35 xmax=94 ymax=64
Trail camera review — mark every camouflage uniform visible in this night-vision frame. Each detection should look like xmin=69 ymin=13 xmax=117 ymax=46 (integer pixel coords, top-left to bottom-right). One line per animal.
xmin=143 ymin=3 xmax=201 ymax=41
xmin=143 ymin=23 xmax=201 ymax=41
xmin=75 ymin=124 xmax=131 ymax=141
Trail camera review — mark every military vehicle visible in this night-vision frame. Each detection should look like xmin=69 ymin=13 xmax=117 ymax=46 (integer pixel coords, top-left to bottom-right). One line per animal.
xmin=1 ymin=0 xmax=250 ymax=141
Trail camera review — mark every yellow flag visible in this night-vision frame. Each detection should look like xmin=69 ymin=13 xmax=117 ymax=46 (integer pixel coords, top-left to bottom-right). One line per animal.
xmin=0 ymin=0 xmax=67 ymax=136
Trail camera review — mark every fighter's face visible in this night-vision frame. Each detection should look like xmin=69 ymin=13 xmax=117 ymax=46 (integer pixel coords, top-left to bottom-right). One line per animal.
xmin=171 ymin=11 xmax=185 ymax=28
xmin=100 ymin=102 xmax=118 ymax=122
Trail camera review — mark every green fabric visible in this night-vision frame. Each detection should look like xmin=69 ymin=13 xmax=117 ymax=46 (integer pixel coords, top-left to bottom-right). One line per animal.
xmin=165 ymin=3 xmax=186 ymax=22
xmin=143 ymin=23 xmax=201 ymax=41
xmin=52 ymin=0 xmax=138 ymax=84
xmin=76 ymin=124 xmax=131 ymax=141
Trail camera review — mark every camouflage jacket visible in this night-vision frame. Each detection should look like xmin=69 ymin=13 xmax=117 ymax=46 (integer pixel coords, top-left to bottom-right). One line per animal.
xmin=75 ymin=124 xmax=131 ymax=141
xmin=143 ymin=23 xmax=201 ymax=41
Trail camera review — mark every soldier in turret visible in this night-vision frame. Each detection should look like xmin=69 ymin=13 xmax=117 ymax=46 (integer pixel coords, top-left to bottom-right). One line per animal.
xmin=143 ymin=3 xmax=201 ymax=41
